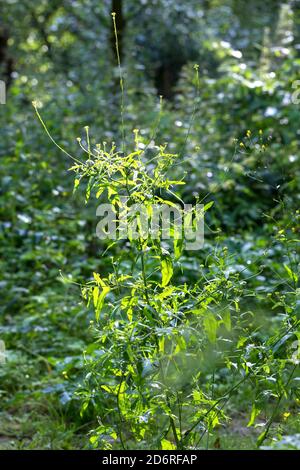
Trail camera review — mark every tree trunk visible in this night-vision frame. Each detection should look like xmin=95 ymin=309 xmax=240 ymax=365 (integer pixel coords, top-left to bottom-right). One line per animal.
xmin=0 ymin=29 xmax=13 ymax=87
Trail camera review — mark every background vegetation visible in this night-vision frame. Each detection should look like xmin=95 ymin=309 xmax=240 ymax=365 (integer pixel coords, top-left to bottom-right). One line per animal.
xmin=0 ymin=0 xmax=300 ymax=450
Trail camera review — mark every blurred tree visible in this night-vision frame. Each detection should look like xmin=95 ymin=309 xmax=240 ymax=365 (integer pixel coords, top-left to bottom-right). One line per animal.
xmin=232 ymin=0 xmax=282 ymax=63
xmin=0 ymin=26 xmax=13 ymax=86
xmin=292 ymin=0 xmax=300 ymax=55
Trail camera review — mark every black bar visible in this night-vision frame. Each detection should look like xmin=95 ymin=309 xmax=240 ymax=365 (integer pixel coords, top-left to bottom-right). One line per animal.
xmin=0 ymin=450 xmax=299 ymax=467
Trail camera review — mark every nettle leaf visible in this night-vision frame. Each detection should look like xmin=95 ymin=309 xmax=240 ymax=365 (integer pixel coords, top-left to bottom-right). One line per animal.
xmin=203 ymin=312 xmax=218 ymax=343
xmin=161 ymin=256 xmax=173 ymax=287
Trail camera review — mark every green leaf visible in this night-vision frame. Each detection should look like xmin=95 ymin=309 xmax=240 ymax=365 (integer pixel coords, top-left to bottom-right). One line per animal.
xmin=222 ymin=310 xmax=231 ymax=331
xmin=93 ymin=272 xmax=106 ymax=287
xmin=208 ymin=410 xmax=219 ymax=429
xmin=192 ymin=390 xmax=203 ymax=403
xmin=108 ymin=186 xmax=117 ymax=199
xmin=203 ymin=312 xmax=218 ymax=343
xmin=126 ymin=307 xmax=133 ymax=322
xmin=272 ymin=332 xmax=294 ymax=354
xmin=158 ymin=336 xmax=165 ymax=353
xmin=161 ymin=438 xmax=176 ymax=450
xmin=118 ymin=381 xmax=127 ymax=414
xmin=94 ymin=284 xmax=110 ymax=321
xmin=89 ymin=435 xmax=98 ymax=445
xmin=85 ymin=176 xmax=93 ymax=204
xmin=73 ymin=178 xmax=80 ymax=194
xmin=174 ymin=237 xmax=184 ymax=260
xmin=96 ymin=187 xmax=105 ymax=199
xmin=247 ymin=403 xmax=260 ymax=427
xmin=175 ymin=335 xmax=186 ymax=353
xmin=284 ymin=264 xmax=298 ymax=284
xmin=204 ymin=201 xmax=214 ymax=211
xmin=93 ymin=286 xmax=99 ymax=308
xmin=257 ymin=430 xmax=267 ymax=447
xmin=101 ymin=385 xmax=113 ymax=393
xmin=161 ymin=256 xmax=173 ymax=287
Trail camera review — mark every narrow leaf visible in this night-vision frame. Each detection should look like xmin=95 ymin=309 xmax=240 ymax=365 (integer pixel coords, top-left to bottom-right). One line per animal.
xmin=161 ymin=257 xmax=173 ymax=287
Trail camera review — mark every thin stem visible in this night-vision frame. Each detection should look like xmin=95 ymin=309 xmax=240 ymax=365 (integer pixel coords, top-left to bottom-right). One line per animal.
xmin=32 ymin=102 xmax=83 ymax=164
xmin=260 ymin=364 xmax=297 ymax=446
xmin=140 ymin=242 xmax=181 ymax=449
xmin=112 ymin=12 xmax=126 ymax=155
xmin=140 ymin=249 xmax=151 ymax=305
xmin=116 ymin=376 xmax=127 ymax=450
xmin=183 ymin=374 xmax=249 ymax=441
xmin=176 ymin=64 xmax=201 ymax=163
xmin=167 ymin=395 xmax=181 ymax=449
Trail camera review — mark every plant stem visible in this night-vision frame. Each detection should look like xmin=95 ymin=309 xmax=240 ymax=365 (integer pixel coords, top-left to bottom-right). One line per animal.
xmin=259 ymin=364 xmax=297 ymax=446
